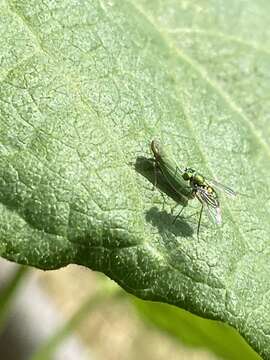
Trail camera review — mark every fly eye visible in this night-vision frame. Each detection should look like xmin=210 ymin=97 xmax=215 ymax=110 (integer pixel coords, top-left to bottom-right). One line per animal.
xmin=183 ymin=168 xmax=195 ymax=180
xmin=182 ymin=172 xmax=190 ymax=180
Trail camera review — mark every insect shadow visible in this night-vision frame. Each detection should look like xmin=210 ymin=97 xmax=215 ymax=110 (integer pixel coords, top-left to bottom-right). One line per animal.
xmin=134 ymin=156 xmax=194 ymax=237
xmin=145 ymin=206 xmax=193 ymax=237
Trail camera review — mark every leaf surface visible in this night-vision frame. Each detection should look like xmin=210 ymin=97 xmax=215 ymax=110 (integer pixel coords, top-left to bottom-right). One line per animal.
xmin=0 ymin=0 xmax=270 ymax=357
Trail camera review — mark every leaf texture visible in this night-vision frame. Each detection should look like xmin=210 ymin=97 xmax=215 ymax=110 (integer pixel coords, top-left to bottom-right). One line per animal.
xmin=0 ymin=0 xmax=270 ymax=357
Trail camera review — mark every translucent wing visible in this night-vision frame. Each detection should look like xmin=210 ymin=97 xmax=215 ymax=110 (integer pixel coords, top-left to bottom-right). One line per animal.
xmin=207 ymin=179 xmax=236 ymax=198
xmin=204 ymin=200 xmax=222 ymax=225
xmin=196 ymin=188 xmax=222 ymax=225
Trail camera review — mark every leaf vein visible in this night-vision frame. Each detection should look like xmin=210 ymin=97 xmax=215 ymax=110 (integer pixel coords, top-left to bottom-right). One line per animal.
xmin=167 ymin=28 xmax=270 ymax=56
xmin=128 ymin=0 xmax=270 ymax=159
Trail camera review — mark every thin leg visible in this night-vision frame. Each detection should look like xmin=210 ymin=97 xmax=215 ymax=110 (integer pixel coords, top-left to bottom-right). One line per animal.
xmin=172 ymin=205 xmax=185 ymax=224
xmin=170 ymin=202 xmax=179 ymax=214
xmin=197 ymin=203 xmax=204 ymax=239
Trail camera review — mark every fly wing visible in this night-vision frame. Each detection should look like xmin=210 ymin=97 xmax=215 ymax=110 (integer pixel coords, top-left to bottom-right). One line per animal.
xmin=196 ymin=188 xmax=222 ymax=225
xmin=158 ymin=156 xmax=194 ymax=200
xmin=205 ymin=201 xmax=222 ymax=225
xmin=207 ymin=179 xmax=236 ymax=198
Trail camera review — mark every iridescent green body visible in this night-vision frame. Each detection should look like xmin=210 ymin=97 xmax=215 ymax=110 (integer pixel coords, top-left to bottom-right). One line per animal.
xmin=150 ymin=140 xmax=236 ymax=236
xmin=150 ymin=140 xmax=194 ymax=204
xmin=181 ymin=167 xmax=222 ymax=226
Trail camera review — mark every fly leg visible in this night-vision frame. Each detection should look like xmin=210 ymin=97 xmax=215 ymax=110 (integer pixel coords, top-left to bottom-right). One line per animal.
xmin=172 ymin=205 xmax=185 ymax=224
xmin=197 ymin=200 xmax=204 ymax=239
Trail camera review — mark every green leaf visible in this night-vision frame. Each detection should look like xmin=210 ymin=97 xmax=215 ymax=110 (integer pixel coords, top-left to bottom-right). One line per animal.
xmin=0 ymin=0 xmax=269 ymax=358
xmin=133 ymin=299 xmax=261 ymax=360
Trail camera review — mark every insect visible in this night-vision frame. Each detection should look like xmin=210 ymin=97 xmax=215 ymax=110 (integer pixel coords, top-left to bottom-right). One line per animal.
xmin=150 ymin=140 xmax=194 ymax=206
xmin=150 ymin=140 xmax=236 ymax=237
xmin=180 ymin=167 xmax=236 ymax=236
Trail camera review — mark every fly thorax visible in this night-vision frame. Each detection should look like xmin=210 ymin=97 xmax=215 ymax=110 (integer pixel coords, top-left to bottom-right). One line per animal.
xmin=193 ymin=173 xmax=205 ymax=186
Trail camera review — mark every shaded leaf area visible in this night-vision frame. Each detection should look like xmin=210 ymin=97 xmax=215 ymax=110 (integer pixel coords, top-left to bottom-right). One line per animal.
xmin=133 ymin=299 xmax=261 ymax=360
xmin=0 ymin=0 xmax=270 ymax=357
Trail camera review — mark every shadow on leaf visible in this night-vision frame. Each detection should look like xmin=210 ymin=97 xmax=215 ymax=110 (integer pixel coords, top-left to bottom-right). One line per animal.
xmin=134 ymin=156 xmax=188 ymax=206
xmin=145 ymin=206 xmax=193 ymax=238
xmin=134 ymin=156 xmax=194 ymax=237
